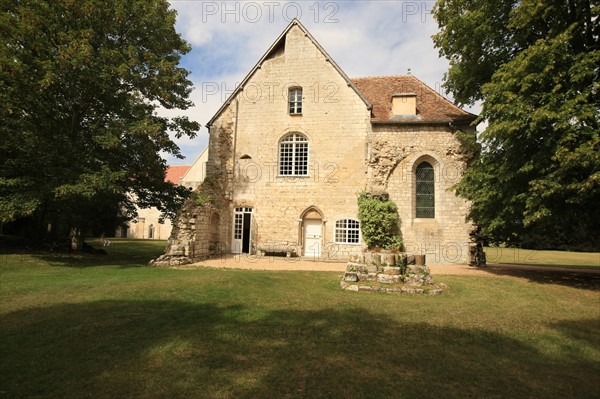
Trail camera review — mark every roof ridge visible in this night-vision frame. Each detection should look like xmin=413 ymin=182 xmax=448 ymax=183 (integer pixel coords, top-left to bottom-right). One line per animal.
xmin=206 ymin=19 xmax=372 ymax=126
xmin=407 ymin=75 xmax=472 ymax=116
xmin=351 ymin=75 xmax=412 ymax=80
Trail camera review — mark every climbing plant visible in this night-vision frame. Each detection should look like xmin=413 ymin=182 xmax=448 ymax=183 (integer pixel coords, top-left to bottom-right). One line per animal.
xmin=357 ymin=191 xmax=402 ymax=251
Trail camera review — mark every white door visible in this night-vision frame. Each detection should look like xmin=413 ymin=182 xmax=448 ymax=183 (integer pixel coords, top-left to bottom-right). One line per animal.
xmin=304 ymin=220 xmax=322 ymax=257
xmin=232 ymin=207 xmax=252 ymax=254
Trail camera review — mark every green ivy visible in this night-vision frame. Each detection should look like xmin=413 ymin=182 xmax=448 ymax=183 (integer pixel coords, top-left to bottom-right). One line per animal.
xmin=357 ymin=191 xmax=402 ymax=251
xmin=195 ymin=192 xmax=214 ymax=207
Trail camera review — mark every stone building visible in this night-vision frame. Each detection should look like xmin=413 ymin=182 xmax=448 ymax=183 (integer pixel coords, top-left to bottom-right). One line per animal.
xmin=122 ymin=147 xmax=208 ymax=240
xmin=159 ymin=19 xmax=477 ymax=264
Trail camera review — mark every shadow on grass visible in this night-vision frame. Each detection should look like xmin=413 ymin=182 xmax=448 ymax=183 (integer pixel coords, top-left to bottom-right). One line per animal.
xmin=1 ymin=301 xmax=598 ymax=398
xmin=549 ymin=318 xmax=600 ymax=349
xmin=481 ymin=266 xmax=600 ymax=291
xmin=1 ymin=239 xmax=166 ymax=269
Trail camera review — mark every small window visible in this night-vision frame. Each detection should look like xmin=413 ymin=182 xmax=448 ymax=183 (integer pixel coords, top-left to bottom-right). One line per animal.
xmin=279 ymin=133 xmax=308 ymax=176
xmin=335 ymin=219 xmax=360 ymax=244
xmin=289 ymin=88 xmax=302 ymax=114
xmin=416 ymin=161 xmax=435 ymax=218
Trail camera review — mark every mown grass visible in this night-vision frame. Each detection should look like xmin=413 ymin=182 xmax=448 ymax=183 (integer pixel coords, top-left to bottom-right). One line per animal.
xmin=485 ymin=246 xmax=600 ymax=269
xmin=1 ymin=239 xmax=599 ymax=398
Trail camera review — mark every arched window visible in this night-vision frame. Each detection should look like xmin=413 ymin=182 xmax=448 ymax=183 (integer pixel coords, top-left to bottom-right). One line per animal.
xmin=416 ymin=161 xmax=435 ymax=218
xmin=334 ymin=219 xmax=360 ymax=244
xmin=279 ymin=133 xmax=308 ymax=176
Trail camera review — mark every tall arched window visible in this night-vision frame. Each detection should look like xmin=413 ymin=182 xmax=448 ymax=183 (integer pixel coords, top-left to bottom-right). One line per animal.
xmin=279 ymin=133 xmax=308 ymax=176
xmin=416 ymin=161 xmax=435 ymax=218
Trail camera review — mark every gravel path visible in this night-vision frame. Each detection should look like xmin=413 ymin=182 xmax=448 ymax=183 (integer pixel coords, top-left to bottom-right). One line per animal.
xmin=183 ymin=255 xmax=600 ymax=277
xmin=188 ymin=255 xmax=491 ymax=275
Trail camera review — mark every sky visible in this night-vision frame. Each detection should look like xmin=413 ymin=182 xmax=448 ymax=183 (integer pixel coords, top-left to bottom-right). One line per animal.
xmin=164 ymin=0 xmax=481 ymax=165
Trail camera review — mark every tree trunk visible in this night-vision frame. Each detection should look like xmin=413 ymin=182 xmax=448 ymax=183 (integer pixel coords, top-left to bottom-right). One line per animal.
xmin=69 ymin=227 xmax=83 ymax=251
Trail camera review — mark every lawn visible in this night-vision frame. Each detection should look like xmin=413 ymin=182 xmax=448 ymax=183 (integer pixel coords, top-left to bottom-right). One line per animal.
xmin=485 ymin=246 xmax=600 ymax=269
xmin=1 ymin=239 xmax=599 ymax=398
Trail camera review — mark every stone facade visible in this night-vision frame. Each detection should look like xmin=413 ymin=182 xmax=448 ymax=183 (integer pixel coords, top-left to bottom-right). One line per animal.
xmin=157 ymin=19 xmax=478 ymax=265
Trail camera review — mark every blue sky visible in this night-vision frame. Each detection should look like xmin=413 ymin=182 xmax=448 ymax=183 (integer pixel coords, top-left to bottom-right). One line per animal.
xmin=164 ymin=0 xmax=481 ymax=165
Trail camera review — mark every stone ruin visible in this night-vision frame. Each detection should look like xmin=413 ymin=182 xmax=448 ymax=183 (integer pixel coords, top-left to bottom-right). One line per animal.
xmin=149 ymin=197 xmax=225 ymax=267
xmin=340 ymin=252 xmax=446 ymax=294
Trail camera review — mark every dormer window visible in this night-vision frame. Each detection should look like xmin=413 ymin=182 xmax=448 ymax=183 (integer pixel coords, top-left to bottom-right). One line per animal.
xmin=392 ymin=93 xmax=417 ymax=116
xmin=289 ymin=88 xmax=302 ymax=114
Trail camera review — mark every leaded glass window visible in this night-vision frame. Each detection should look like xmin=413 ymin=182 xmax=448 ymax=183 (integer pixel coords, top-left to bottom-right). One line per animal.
xmin=279 ymin=133 xmax=308 ymax=176
xmin=335 ymin=219 xmax=360 ymax=244
xmin=416 ymin=162 xmax=435 ymax=218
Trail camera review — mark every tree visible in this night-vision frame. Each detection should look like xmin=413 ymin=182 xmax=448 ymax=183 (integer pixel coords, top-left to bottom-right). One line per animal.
xmin=357 ymin=192 xmax=402 ymax=251
xmin=433 ymin=0 xmax=599 ymax=249
xmin=0 ymin=0 xmax=199 ymax=246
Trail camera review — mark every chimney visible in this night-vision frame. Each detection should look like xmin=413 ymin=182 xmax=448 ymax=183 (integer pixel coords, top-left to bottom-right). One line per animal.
xmin=392 ymin=93 xmax=417 ymax=116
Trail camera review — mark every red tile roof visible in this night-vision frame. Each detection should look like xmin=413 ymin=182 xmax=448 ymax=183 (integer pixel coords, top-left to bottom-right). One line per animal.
xmin=351 ymin=75 xmax=476 ymax=124
xmin=165 ymin=165 xmax=191 ymax=184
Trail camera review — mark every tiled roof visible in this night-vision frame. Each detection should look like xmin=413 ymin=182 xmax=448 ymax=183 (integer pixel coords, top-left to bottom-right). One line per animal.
xmin=351 ymin=75 xmax=476 ymax=124
xmin=165 ymin=165 xmax=191 ymax=184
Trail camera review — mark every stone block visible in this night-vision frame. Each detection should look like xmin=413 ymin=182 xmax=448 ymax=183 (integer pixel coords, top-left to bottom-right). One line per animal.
xmin=346 ymin=262 xmax=368 ymax=274
xmin=377 ymin=274 xmax=393 ymax=284
xmin=343 ymin=272 xmax=358 ymax=282
xmin=366 ymin=273 xmax=378 ymax=281
xmin=367 ymin=265 xmax=378 ymax=273
xmin=383 ymin=266 xmax=401 ymax=275
xmin=383 ymin=254 xmax=396 ymax=266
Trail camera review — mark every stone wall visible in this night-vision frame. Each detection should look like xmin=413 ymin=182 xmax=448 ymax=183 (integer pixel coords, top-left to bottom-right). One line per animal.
xmin=370 ymin=124 xmax=474 ymax=264
xmin=211 ymin=24 xmax=372 ymax=258
xmin=154 ymin=23 xmax=475 ymax=265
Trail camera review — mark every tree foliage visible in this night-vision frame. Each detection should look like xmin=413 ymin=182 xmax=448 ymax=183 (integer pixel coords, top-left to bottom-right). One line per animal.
xmin=357 ymin=192 xmax=402 ymax=251
xmin=0 ymin=0 xmax=199 ymax=242
xmin=433 ymin=0 xmax=599 ymax=249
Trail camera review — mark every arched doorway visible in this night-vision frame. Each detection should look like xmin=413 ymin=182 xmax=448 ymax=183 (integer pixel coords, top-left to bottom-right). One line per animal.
xmin=300 ymin=207 xmax=323 ymax=257
xmin=148 ymin=224 xmax=155 ymax=239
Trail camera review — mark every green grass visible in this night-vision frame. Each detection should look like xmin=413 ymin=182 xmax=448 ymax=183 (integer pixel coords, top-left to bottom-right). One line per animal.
xmin=485 ymin=246 xmax=600 ymax=269
xmin=1 ymin=240 xmax=599 ymax=398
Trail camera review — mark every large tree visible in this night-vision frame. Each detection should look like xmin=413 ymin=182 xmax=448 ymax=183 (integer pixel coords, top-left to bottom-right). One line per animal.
xmin=433 ymin=0 xmax=599 ymax=249
xmin=0 ymin=0 xmax=199 ymax=246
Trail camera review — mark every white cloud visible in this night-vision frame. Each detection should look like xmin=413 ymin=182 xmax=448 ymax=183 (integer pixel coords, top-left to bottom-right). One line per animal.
xmin=164 ymin=0 xmax=482 ymax=164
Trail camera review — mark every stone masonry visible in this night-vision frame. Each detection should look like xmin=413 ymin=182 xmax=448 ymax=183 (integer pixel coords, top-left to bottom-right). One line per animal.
xmin=154 ymin=19 xmax=478 ymax=265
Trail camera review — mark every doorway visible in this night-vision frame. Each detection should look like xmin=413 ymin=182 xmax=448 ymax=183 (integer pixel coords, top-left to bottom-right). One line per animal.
xmin=304 ymin=219 xmax=322 ymax=257
xmin=232 ymin=207 xmax=253 ymax=254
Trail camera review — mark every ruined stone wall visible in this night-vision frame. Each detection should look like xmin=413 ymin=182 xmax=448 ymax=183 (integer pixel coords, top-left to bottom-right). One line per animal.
xmin=152 ymin=105 xmax=234 ymax=265
xmin=370 ymin=124 xmax=474 ymax=264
